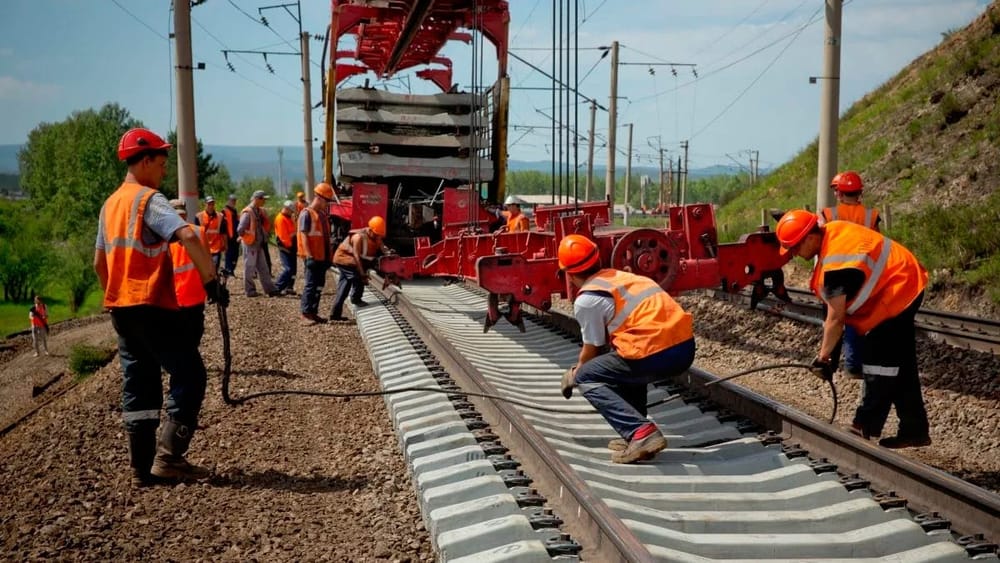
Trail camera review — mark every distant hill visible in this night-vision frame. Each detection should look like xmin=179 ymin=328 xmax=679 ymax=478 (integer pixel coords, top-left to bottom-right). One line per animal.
xmin=0 ymin=143 xmax=749 ymax=182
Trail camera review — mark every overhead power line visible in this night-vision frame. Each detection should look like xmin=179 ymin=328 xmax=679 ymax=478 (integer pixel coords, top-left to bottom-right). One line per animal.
xmin=110 ymin=0 xmax=168 ymax=40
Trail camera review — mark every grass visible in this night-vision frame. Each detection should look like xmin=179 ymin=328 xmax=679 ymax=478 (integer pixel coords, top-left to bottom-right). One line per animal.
xmin=68 ymin=343 xmax=116 ymax=380
xmin=0 ymin=286 xmax=104 ymax=338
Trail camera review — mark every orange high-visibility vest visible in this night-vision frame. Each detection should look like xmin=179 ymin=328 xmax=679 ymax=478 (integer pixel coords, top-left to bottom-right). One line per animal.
xmin=170 ymin=225 xmax=208 ymax=308
xmin=240 ymin=205 xmax=261 ymax=245
xmin=99 ymin=183 xmax=177 ymax=309
xmin=580 ymin=269 xmax=693 ymax=359
xmin=335 ymin=230 xmax=377 ymax=266
xmin=275 ymin=211 xmax=296 ymax=249
xmin=502 ymin=210 xmax=530 ymax=232
xmin=196 ymin=211 xmax=226 ymax=253
xmin=222 ymin=206 xmax=237 ymax=238
xmin=30 ymin=303 xmax=47 ymax=328
xmin=821 ymin=204 xmax=879 ymax=230
xmin=809 ymin=221 xmax=927 ymax=334
xmin=297 ymin=207 xmax=331 ymax=261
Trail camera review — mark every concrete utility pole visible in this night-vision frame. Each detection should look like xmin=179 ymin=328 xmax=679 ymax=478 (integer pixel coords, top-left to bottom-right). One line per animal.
xmin=623 ymin=123 xmax=633 ymax=225
xmin=816 ymin=0 xmax=842 ymax=210
xmin=658 ymin=148 xmax=665 ymax=210
xmin=666 ymin=160 xmax=673 ymax=206
xmin=174 ymin=0 xmax=198 ymax=220
xmin=585 ymin=100 xmax=596 ymax=201
xmin=605 ymin=41 xmax=619 ymax=207
xmin=277 ymin=147 xmax=285 ymax=196
xmin=680 ymin=140 xmax=690 ymax=206
xmin=300 ymin=31 xmax=316 ymax=191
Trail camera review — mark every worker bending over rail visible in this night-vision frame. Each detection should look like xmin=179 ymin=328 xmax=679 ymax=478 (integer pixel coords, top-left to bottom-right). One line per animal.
xmin=558 ymin=234 xmax=696 ymax=464
xmin=329 ymin=215 xmax=391 ymax=321
xmin=777 ymin=210 xmax=931 ymax=449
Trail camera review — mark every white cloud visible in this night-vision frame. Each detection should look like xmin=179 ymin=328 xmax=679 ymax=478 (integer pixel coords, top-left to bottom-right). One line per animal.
xmin=0 ymin=76 xmax=60 ymax=101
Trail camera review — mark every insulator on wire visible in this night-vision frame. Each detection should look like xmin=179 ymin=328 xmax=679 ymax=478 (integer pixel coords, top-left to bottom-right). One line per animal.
xmin=227 ymin=62 xmax=236 ymax=72
xmin=260 ymin=16 xmax=269 ymax=26
xmin=692 ymin=68 xmax=698 ymax=78
xmin=648 ymin=67 xmax=655 ymax=76
xmin=671 ymin=67 xmax=678 ymax=77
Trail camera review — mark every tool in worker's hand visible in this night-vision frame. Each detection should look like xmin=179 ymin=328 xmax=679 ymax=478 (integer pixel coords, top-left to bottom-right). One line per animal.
xmin=810 ymin=357 xmax=835 ymax=381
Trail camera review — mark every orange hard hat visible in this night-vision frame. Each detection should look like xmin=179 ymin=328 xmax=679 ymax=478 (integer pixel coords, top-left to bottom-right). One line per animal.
xmin=830 ymin=170 xmax=863 ymax=193
xmin=313 ymin=182 xmax=334 ymax=201
xmin=117 ymin=128 xmax=171 ymax=161
xmin=368 ymin=215 xmax=387 ymax=237
xmin=558 ymin=234 xmax=600 ymax=273
xmin=296 ymin=191 xmax=305 ymax=198
xmin=775 ymin=209 xmax=819 ymax=255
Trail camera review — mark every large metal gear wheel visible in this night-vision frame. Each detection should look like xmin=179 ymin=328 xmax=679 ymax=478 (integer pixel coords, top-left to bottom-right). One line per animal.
xmin=610 ymin=229 xmax=681 ymax=290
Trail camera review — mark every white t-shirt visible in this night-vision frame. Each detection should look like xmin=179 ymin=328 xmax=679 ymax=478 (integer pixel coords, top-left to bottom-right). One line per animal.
xmin=573 ymin=292 xmax=616 ymax=347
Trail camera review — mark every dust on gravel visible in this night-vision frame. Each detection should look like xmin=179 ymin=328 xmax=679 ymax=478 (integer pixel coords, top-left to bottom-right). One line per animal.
xmin=0 ymin=272 xmax=433 ymax=562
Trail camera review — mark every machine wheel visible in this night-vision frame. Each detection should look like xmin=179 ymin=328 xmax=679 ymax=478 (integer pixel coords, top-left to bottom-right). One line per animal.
xmin=610 ymin=229 xmax=681 ymax=290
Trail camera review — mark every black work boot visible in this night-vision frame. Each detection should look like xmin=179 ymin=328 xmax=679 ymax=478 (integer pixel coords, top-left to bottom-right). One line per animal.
xmin=127 ymin=430 xmax=159 ymax=487
xmin=151 ymin=420 xmax=210 ymax=482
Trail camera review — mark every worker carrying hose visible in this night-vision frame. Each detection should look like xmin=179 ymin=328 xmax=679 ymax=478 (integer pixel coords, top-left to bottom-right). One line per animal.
xmin=558 ymin=234 xmax=696 ymax=464
xmin=776 ymin=210 xmax=931 ymax=449
xmin=95 ymin=128 xmax=227 ymax=487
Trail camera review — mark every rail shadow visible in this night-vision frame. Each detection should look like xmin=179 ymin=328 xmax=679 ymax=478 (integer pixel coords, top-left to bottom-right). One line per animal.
xmin=208 ymin=469 xmax=369 ymax=494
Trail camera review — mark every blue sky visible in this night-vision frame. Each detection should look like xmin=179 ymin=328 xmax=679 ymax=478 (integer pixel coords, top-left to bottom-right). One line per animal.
xmin=0 ymin=0 xmax=990 ymax=170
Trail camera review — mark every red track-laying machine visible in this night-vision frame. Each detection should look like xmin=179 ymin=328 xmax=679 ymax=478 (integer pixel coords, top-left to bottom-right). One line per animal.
xmin=323 ymin=1 xmax=791 ymax=332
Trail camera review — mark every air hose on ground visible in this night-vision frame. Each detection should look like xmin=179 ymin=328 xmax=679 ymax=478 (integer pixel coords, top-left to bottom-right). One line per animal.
xmin=214 ymin=300 xmax=838 ymax=421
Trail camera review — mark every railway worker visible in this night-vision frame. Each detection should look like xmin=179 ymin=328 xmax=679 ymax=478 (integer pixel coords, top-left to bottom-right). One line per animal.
xmin=499 ymin=195 xmax=530 ymax=233
xmin=818 ymin=171 xmax=881 ymax=379
xmin=222 ymin=194 xmax=240 ymax=277
xmin=28 ymin=295 xmax=49 ymax=357
xmin=299 ymin=183 xmax=335 ymax=324
xmin=776 ymin=209 xmax=931 ymax=449
xmin=295 ymin=191 xmax=308 ymax=215
xmin=274 ymin=199 xmax=298 ymax=295
xmin=169 ymin=199 xmax=210 ymax=349
xmin=95 ymin=128 xmax=225 ymax=486
xmin=329 ymin=215 xmax=390 ymax=321
xmin=557 ymin=234 xmax=696 ymax=464
xmin=196 ymin=196 xmax=227 ymax=273
xmin=237 ymin=190 xmax=281 ymax=298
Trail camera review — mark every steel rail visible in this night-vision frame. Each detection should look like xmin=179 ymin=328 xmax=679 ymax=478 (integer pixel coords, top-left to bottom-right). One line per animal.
xmin=369 ymin=275 xmax=655 ymax=562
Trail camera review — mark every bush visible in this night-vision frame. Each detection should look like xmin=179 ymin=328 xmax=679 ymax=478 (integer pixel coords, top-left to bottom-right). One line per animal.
xmin=68 ymin=344 xmax=116 ymax=379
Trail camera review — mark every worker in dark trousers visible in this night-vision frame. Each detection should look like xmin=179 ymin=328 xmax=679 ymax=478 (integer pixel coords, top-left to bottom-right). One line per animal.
xmin=298 ymin=183 xmax=334 ymax=324
xmin=777 ymin=209 xmax=931 ymax=448
xmin=329 ymin=216 xmax=389 ymax=321
xmin=95 ymin=128 xmax=226 ymax=487
xmin=221 ymin=194 xmax=240 ymax=276
xmin=558 ymin=234 xmax=696 ymax=464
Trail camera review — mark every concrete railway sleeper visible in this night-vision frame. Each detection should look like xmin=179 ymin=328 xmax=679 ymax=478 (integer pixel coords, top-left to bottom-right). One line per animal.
xmin=355 ymin=278 xmax=999 ymax=561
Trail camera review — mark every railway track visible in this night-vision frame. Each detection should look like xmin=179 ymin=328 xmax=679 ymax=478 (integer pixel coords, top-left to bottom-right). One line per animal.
xmin=359 ymin=278 xmax=1000 ymax=561
xmin=709 ymin=287 xmax=1000 ymax=355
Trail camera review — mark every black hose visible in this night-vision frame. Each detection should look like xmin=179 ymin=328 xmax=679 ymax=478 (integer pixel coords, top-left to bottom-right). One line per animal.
xmin=699 ymin=362 xmax=838 ymax=424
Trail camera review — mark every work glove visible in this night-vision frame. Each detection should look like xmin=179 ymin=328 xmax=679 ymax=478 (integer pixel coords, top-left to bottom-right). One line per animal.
xmin=810 ymin=357 xmax=834 ymax=382
xmin=204 ymin=279 xmax=230 ymax=307
xmin=561 ymin=366 xmax=578 ymax=399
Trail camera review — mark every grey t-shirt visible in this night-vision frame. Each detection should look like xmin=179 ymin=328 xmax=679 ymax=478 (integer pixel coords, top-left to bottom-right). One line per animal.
xmin=95 ymin=191 xmax=188 ymax=250
xmin=573 ymin=292 xmax=616 ymax=347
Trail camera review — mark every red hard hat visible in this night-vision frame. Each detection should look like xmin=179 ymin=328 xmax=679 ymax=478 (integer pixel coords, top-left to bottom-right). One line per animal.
xmin=117 ymin=128 xmax=171 ymax=161
xmin=775 ymin=209 xmax=819 ymax=255
xmin=830 ymin=170 xmax=863 ymax=193
xmin=314 ymin=182 xmax=334 ymax=201
xmin=558 ymin=234 xmax=600 ymax=273
xmin=368 ymin=216 xmax=387 ymax=237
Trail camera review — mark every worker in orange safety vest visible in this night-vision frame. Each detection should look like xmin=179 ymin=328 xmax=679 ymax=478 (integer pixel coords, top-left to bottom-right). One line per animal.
xmin=330 ymin=215 xmax=392 ymax=321
xmin=298 ymin=183 xmax=334 ymax=324
xmin=817 ymin=170 xmax=880 ymax=379
xmin=95 ymin=128 xmax=226 ymax=487
xmin=196 ymin=196 xmax=227 ymax=273
xmin=170 ymin=199 xmax=210 ymax=349
xmin=498 ymin=195 xmax=530 ymax=232
xmin=557 ymin=234 xmax=696 ymax=464
xmin=274 ymin=199 xmax=298 ymax=295
xmin=221 ymin=194 xmax=240 ymax=276
xmin=777 ymin=209 xmax=930 ymax=449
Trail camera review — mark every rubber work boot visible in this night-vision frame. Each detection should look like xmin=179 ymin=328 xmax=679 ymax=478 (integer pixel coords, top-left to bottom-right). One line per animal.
xmin=607 ymin=438 xmax=628 ymax=451
xmin=878 ymin=434 xmax=932 ymax=449
xmin=612 ymin=427 xmax=667 ymax=464
xmin=127 ymin=430 xmax=158 ymax=487
xmin=151 ymin=420 xmax=210 ymax=481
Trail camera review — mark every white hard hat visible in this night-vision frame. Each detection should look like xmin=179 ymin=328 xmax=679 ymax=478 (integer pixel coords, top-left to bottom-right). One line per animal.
xmin=503 ymin=195 xmax=520 ymax=205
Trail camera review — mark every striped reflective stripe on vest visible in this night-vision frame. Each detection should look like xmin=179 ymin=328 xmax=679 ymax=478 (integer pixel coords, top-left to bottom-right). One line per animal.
xmin=820 ymin=235 xmax=893 ymax=314
xmin=104 ymin=187 xmax=169 ymax=258
xmin=864 ymin=208 xmax=875 ymax=229
xmin=174 ymin=261 xmax=196 ymax=274
xmin=583 ymin=277 xmax=664 ymax=333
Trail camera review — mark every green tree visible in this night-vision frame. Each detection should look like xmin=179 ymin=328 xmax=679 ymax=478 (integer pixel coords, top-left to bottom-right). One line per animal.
xmin=57 ymin=235 xmax=99 ymax=313
xmin=160 ymin=131 xmax=220 ymax=200
xmin=203 ymin=164 xmax=235 ymax=202
xmin=0 ymin=200 xmax=51 ymax=301
xmin=18 ymin=103 xmax=140 ymax=240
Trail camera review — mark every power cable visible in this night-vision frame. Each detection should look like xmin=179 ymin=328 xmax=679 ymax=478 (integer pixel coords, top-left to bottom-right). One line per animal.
xmin=110 ymin=0 xmax=169 ymax=40
xmin=192 ymin=16 xmax=301 ymax=92
xmin=690 ymin=5 xmax=819 ymax=141
xmin=689 ymin=0 xmax=771 ymax=57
